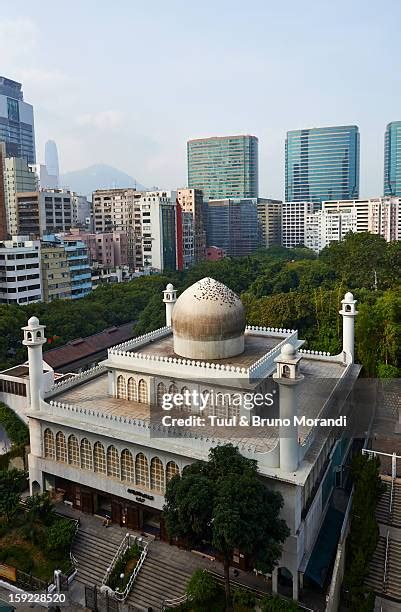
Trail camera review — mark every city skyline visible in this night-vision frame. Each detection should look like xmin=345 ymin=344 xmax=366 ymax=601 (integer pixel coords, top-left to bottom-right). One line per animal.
xmin=1 ymin=1 xmax=401 ymax=199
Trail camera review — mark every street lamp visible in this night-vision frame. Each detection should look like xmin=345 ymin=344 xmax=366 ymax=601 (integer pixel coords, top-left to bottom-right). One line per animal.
xmin=120 ymin=572 xmax=124 ymax=592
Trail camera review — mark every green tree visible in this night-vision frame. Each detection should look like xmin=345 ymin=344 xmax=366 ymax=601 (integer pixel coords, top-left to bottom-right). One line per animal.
xmin=0 ymin=468 xmax=26 ymax=523
xmin=164 ymin=444 xmax=289 ymax=611
xmin=186 ymin=569 xmax=221 ymax=610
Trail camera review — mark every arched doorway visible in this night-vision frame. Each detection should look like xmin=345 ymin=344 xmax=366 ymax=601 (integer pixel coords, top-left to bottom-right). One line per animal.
xmin=31 ymin=480 xmax=41 ymax=495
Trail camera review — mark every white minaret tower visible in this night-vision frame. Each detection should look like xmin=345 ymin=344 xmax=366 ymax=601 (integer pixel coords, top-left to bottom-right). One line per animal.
xmin=339 ymin=292 xmax=358 ymax=365
xmin=163 ymin=283 xmax=177 ymax=326
xmin=22 ymin=316 xmax=46 ymax=411
xmin=273 ymin=343 xmax=304 ymax=473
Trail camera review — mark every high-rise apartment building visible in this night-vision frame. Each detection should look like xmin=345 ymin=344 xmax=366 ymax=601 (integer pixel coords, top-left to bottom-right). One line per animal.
xmin=0 ymin=143 xmax=8 ymax=240
xmin=16 ymin=190 xmax=73 ymax=237
xmin=0 ymin=236 xmax=42 ymax=304
xmin=4 ymin=156 xmax=38 ymax=235
xmin=41 ymin=241 xmax=72 ymax=302
xmin=384 ymin=122 xmax=401 ymax=197
xmin=304 ymin=198 xmax=401 ymax=252
xmin=281 ymin=201 xmax=314 ymax=248
xmin=187 ymin=135 xmax=258 ymax=200
xmin=206 ymin=198 xmax=260 ymax=257
xmin=93 ymin=189 xmax=177 ymax=271
xmin=44 ymin=140 xmax=60 ymax=185
xmin=0 ymin=77 xmax=35 ymax=163
xmin=43 ymin=234 xmax=92 ymax=299
xmin=257 ymin=198 xmax=282 ymax=248
xmin=285 ymin=126 xmax=359 ymax=203
xmin=133 ymin=191 xmax=177 ymax=271
xmin=176 ymin=188 xmax=205 ymax=262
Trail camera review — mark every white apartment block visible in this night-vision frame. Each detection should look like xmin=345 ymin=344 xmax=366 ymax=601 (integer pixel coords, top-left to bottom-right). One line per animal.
xmin=133 ymin=191 xmax=177 ymax=272
xmin=0 ymin=236 xmax=42 ymax=304
xmin=4 ymin=157 xmax=38 ymax=235
xmin=282 ymin=202 xmax=314 ymax=248
xmin=305 ymin=198 xmax=401 ymax=253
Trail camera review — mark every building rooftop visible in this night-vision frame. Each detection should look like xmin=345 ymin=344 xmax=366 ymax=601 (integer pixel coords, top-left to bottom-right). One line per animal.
xmin=43 ymin=322 xmax=135 ymax=371
xmin=47 ymin=357 xmax=347 ymax=455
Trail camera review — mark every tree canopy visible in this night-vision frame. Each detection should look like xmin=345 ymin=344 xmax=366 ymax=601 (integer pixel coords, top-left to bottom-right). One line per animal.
xmin=163 ymin=444 xmax=289 ymax=610
xmin=0 ymin=233 xmax=399 ymax=376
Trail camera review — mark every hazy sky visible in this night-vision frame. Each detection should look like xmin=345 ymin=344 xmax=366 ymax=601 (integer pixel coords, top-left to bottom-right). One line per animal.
xmin=1 ymin=0 xmax=400 ymax=198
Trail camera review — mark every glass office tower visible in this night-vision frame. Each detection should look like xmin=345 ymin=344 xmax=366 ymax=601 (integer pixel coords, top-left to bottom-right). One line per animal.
xmin=0 ymin=76 xmax=36 ymax=164
xmin=285 ymin=125 xmax=359 ymax=204
xmin=206 ymin=198 xmax=261 ymax=257
xmin=187 ymin=135 xmax=258 ymax=200
xmin=384 ymin=121 xmax=401 ymax=196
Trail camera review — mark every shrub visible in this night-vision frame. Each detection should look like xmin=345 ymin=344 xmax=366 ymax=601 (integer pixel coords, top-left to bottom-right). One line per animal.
xmin=186 ymin=570 xmax=221 ymax=608
xmin=0 ymin=545 xmax=34 ymax=574
xmin=25 ymin=492 xmax=54 ymax=525
xmin=260 ymin=595 xmax=300 ymax=611
xmin=45 ymin=518 xmax=76 ymax=558
xmin=107 ymin=542 xmax=141 ymax=591
xmin=233 ymin=587 xmax=256 ymax=609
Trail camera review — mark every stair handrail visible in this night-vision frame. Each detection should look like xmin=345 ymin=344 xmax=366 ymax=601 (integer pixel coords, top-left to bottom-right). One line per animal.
xmin=101 ymin=532 xmax=131 ymax=588
xmin=162 ymin=593 xmax=187 ymax=611
xmin=383 ymin=530 xmax=390 ymax=590
xmin=115 ymin=539 xmax=148 ymax=601
xmin=389 ymin=476 xmax=395 ymax=519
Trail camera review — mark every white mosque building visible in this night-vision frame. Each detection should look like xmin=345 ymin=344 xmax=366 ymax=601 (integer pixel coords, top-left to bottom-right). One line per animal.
xmin=21 ymin=278 xmax=360 ymax=600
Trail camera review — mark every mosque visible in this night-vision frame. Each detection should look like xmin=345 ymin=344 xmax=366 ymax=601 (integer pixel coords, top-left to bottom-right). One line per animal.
xmin=21 ymin=277 xmax=360 ymax=600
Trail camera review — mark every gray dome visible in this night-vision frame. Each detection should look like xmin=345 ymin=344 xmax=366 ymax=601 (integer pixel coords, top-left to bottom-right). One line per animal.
xmin=172 ymin=278 xmax=245 ymax=359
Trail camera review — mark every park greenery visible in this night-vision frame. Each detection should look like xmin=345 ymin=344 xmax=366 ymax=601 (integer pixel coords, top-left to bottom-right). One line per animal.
xmin=163 ymin=444 xmax=289 ymax=611
xmin=0 ymin=233 xmax=399 ymax=377
xmin=343 ymin=454 xmax=386 ymax=611
xmin=168 ymin=569 xmax=301 ymax=611
xmin=0 ymin=485 xmax=75 ymax=581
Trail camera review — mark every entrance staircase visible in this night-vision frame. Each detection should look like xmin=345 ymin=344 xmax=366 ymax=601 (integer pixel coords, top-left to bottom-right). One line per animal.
xmin=126 ymin=543 xmax=208 ymax=611
xmin=72 ymin=526 xmax=125 ymax=586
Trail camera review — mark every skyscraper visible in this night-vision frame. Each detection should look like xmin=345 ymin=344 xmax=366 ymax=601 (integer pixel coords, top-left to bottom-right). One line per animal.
xmin=285 ymin=125 xmax=359 ymax=204
xmin=45 ymin=140 xmax=60 ymax=185
xmin=187 ymin=135 xmax=258 ymax=200
xmin=384 ymin=122 xmax=401 ymax=196
xmin=0 ymin=77 xmax=36 ymax=163
xmin=206 ymin=198 xmax=260 ymax=257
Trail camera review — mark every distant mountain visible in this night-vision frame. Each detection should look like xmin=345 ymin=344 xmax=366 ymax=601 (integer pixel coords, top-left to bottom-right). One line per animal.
xmin=60 ymin=164 xmax=146 ymax=197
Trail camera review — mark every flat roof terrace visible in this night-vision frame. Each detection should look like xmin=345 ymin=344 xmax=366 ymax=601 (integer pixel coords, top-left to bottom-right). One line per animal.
xmin=46 ymin=358 xmax=347 ymax=454
xmin=133 ymin=332 xmax=282 ymax=369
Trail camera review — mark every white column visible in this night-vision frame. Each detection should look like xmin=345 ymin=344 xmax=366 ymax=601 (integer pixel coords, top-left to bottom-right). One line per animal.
xmin=22 ymin=316 xmax=46 ymax=411
xmin=278 ymin=380 xmax=301 ymax=472
xmin=163 ymin=283 xmax=177 ymax=326
xmin=339 ymin=292 xmax=358 ymax=365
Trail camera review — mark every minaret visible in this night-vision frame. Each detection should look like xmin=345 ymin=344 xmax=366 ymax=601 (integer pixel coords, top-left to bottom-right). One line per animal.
xmin=339 ymin=292 xmax=358 ymax=365
xmin=273 ymin=343 xmax=304 ymax=472
xmin=163 ymin=283 xmax=177 ymax=326
xmin=22 ymin=316 xmax=46 ymax=411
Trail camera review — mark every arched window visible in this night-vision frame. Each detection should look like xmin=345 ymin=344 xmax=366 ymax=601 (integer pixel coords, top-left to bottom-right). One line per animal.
xmin=282 ymin=365 xmax=291 ymax=378
xmin=138 ymin=379 xmax=148 ymax=404
xmin=107 ymin=445 xmax=120 ymax=479
xmin=80 ymin=438 xmax=93 ymax=470
xmin=169 ymin=383 xmax=178 ymax=395
xmin=166 ymin=461 xmax=179 ymax=483
xmin=150 ymin=457 xmax=164 ymax=492
xmin=116 ymin=375 xmax=126 ymax=399
xmin=94 ymin=442 xmax=106 ymax=474
xmin=135 ymin=453 xmax=149 ymax=488
xmin=68 ymin=435 xmax=79 ymax=466
xmin=44 ymin=428 xmax=55 ymax=459
xmin=127 ymin=377 xmax=137 ymax=401
xmin=55 ymin=431 xmax=66 ymax=462
xmin=157 ymin=382 xmax=167 ymax=406
xmin=121 ymin=449 xmax=134 ymax=482
xmin=181 ymin=387 xmax=191 ymax=412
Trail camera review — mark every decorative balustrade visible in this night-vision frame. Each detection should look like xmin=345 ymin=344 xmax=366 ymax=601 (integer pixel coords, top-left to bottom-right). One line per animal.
xmin=248 ymin=332 xmax=299 ymax=380
xmin=108 ymin=326 xmax=171 ymax=356
xmin=44 ymin=365 xmax=107 ymax=398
